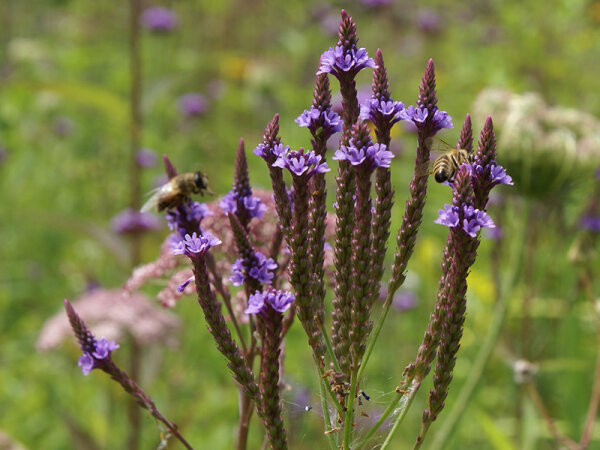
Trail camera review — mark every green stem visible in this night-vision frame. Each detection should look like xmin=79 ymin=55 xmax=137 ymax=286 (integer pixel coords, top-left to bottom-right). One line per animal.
xmin=343 ymin=370 xmax=358 ymax=450
xmin=318 ymin=370 xmax=338 ymax=450
xmin=427 ymin=203 xmax=528 ymax=450
xmin=356 ymin=289 xmax=394 ymax=384
xmin=379 ymin=379 xmax=421 ymax=450
xmin=322 ymin=323 xmax=341 ymax=373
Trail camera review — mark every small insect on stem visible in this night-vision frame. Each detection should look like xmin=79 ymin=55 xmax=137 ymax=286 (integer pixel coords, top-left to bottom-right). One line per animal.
xmin=140 ymin=171 xmax=213 ymax=212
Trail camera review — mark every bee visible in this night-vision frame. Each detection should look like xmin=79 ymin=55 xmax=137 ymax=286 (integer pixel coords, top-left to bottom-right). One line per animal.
xmin=141 ymin=171 xmax=212 ymax=212
xmin=418 ymin=138 xmax=473 ymax=183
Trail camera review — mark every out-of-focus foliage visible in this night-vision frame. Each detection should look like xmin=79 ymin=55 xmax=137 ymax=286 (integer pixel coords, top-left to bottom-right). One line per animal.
xmin=1 ymin=0 xmax=599 ymax=449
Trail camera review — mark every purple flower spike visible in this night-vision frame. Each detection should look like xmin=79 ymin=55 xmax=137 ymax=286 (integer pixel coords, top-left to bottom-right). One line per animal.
xmin=246 ymin=288 xmax=295 ymax=315
xmin=92 ymin=337 xmax=120 ymax=359
xmin=136 ymin=148 xmax=157 ymax=168
xmin=317 ymin=45 xmax=377 ymax=79
xmin=295 ymin=106 xmax=342 ymax=139
xmin=171 ymin=232 xmax=221 ymax=257
xmin=580 ymin=215 xmax=600 ymax=232
xmin=273 ymin=148 xmax=330 ymax=177
xmin=220 ymin=191 xmax=266 ymax=219
xmin=334 ymin=141 xmax=394 ymax=170
xmin=111 ymin=208 xmax=162 ymax=235
xmin=178 ymin=93 xmax=208 ymax=118
xmin=141 ymin=7 xmax=178 ymax=32
xmin=254 ymin=143 xmax=289 ymax=161
xmin=360 ymin=97 xmax=405 ymax=125
xmin=434 ymin=204 xmax=460 ymax=227
xmin=230 ymin=251 xmax=278 ymax=286
xmin=432 ymin=109 xmax=453 ymax=131
xmin=78 ymin=353 xmax=94 ymax=376
xmin=245 ymin=291 xmax=266 ymax=315
xmin=398 ymin=105 xmax=428 ymax=124
xmin=489 ymin=164 xmax=514 ymax=186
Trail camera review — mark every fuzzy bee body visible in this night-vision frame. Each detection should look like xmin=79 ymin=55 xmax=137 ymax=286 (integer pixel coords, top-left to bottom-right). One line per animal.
xmin=141 ymin=171 xmax=212 ymax=213
xmin=432 ymin=148 xmax=472 ymax=183
xmin=418 ymin=138 xmax=474 ymax=183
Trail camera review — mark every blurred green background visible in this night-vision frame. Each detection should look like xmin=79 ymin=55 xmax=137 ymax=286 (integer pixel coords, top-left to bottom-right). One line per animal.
xmin=2 ymin=0 xmax=600 ymax=449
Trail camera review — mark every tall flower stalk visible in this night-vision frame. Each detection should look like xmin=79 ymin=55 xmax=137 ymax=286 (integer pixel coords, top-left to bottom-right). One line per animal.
xmin=64 ymin=9 xmax=512 ymax=449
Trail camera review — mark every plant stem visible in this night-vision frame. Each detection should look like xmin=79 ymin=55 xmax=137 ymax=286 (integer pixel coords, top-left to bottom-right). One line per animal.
xmin=428 ymin=202 xmax=528 ymax=450
xmin=236 ymin=388 xmax=254 ymax=450
xmin=318 ymin=369 xmax=338 ymax=450
xmin=343 ymin=369 xmax=358 ymax=450
xmin=379 ymin=379 xmax=421 ymax=450
xmin=321 ymin=323 xmax=341 ymax=373
xmin=580 ymin=267 xmax=600 ymax=448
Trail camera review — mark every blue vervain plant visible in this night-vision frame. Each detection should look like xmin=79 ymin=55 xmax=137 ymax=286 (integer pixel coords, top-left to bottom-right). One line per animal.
xmin=64 ymin=9 xmax=512 ymax=450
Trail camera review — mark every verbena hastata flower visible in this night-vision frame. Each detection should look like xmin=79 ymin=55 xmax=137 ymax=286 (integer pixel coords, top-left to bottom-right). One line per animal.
xmin=166 ymin=201 xmax=212 ymax=238
xmin=245 ymin=287 xmax=295 ymax=449
xmin=317 ymin=45 xmax=377 ymax=80
xmin=360 ymin=97 xmax=405 ymax=128
xmin=273 ymin=148 xmax=330 ymax=177
xmin=295 ymin=106 xmax=342 ymax=140
xmin=178 ymin=93 xmax=208 ymax=118
xmin=141 ymin=7 xmax=178 ymax=32
xmin=78 ymin=336 xmax=119 ymax=375
xmin=64 ymin=300 xmax=193 ymax=449
xmin=170 ymin=232 xmax=221 ymax=258
xmin=111 ymin=208 xmax=162 ymax=235
xmin=245 ymin=288 xmax=295 ymax=316
xmin=434 ymin=204 xmax=495 ymax=237
xmin=230 ymin=251 xmax=277 ymax=286
xmin=220 ymin=191 xmax=266 ymax=219
xmin=222 ymin=139 xmax=267 ymax=227
xmin=398 ymin=105 xmax=453 ymax=133
xmin=333 ymin=137 xmax=394 ymax=169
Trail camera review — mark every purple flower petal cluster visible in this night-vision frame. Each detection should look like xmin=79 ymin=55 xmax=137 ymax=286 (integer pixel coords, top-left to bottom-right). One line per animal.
xmin=230 ymin=251 xmax=277 ymax=286
xmin=178 ymin=93 xmax=208 ymax=118
xmin=253 ymin=143 xmax=288 ymax=161
xmin=166 ymin=201 xmax=213 ymax=236
xmin=333 ymin=139 xmax=394 ymax=170
xmin=398 ymin=105 xmax=453 ymax=132
xmin=295 ymin=106 xmax=342 ymax=139
xmin=219 ymin=190 xmax=266 ymax=220
xmin=360 ymin=97 xmax=405 ymax=125
xmin=111 ymin=208 xmax=162 ymax=235
xmin=273 ymin=148 xmax=330 ymax=177
xmin=135 ymin=148 xmax=157 ymax=168
xmin=141 ymin=7 xmax=177 ymax=32
xmin=580 ymin=215 xmax=600 ymax=232
xmin=170 ymin=232 xmax=221 ymax=257
xmin=77 ymin=337 xmax=119 ymax=376
xmin=317 ymin=45 xmax=377 ymax=79
xmin=467 ymin=163 xmax=514 ymax=187
xmin=435 ymin=204 xmax=495 ymax=237
xmin=245 ymin=288 xmax=295 ymax=315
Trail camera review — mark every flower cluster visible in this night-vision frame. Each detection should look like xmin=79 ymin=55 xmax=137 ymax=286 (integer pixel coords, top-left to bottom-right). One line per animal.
xmin=170 ymin=232 xmax=221 ymax=257
xmin=220 ymin=190 xmax=266 ymax=220
xmin=435 ymin=204 xmax=495 ymax=238
xmin=230 ymin=251 xmax=277 ymax=286
xmin=78 ymin=337 xmax=119 ymax=376
xmin=253 ymin=143 xmax=287 ymax=161
xmin=166 ymin=201 xmax=213 ymax=237
xmin=468 ymin=163 xmax=514 ymax=187
xmin=141 ymin=7 xmax=178 ymax=32
xmin=399 ymin=105 xmax=453 ymax=132
xmin=111 ymin=208 xmax=162 ymax=235
xmin=273 ymin=148 xmax=330 ymax=177
xmin=295 ymin=106 xmax=342 ymax=139
xmin=245 ymin=288 xmax=295 ymax=315
xmin=360 ymin=97 xmax=405 ymax=125
xmin=317 ymin=45 xmax=377 ymax=79
xmin=178 ymin=93 xmax=208 ymax=118
xmin=333 ymin=139 xmax=394 ymax=170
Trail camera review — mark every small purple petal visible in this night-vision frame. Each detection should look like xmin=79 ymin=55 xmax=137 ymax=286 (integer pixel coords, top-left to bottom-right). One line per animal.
xmin=78 ymin=353 xmax=94 ymax=376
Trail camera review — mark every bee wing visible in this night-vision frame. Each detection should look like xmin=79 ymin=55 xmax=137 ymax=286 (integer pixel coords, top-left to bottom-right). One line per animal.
xmin=425 ymin=137 xmax=456 ymax=153
xmin=140 ymin=183 xmax=174 ymax=213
